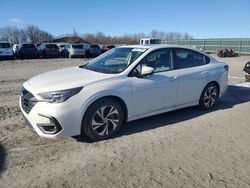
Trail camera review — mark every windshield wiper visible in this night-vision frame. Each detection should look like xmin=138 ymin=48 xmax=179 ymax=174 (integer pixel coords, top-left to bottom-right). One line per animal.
xmin=79 ymin=63 xmax=89 ymax=69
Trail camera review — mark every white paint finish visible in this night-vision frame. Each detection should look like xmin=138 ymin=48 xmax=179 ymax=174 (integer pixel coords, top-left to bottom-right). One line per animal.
xmin=130 ymin=71 xmax=178 ymax=116
xmin=26 ymin=67 xmax=115 ymax=93
xmin=0 ymin=42 xmax=13 ymax=57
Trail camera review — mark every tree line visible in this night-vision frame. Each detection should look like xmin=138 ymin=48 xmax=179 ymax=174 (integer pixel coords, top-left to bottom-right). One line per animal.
xmin=0 ymin=25 xmax=53 ymax=44
xmin=0 ymin=25 xmax=193 ymax=44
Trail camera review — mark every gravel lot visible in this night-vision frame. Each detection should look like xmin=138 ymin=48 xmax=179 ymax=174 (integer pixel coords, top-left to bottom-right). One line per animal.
xmin=0 ymin=55 xmax=250 ymax=188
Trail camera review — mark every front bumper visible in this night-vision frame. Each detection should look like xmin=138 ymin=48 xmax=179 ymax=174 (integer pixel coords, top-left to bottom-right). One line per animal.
xmin=244 ymin=71 xmax=250 ymax=80
xmin=19 ymin=96 xmax=82 ymax=139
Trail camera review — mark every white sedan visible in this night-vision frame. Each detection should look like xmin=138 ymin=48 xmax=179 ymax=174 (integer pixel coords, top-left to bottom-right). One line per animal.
xmin=20 ymin=45 xmax=228 ymax=141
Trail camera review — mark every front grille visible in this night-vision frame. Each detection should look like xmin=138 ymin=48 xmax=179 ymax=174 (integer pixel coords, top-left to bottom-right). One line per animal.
xmin=21 ymin=87 xmax=37 ymax=114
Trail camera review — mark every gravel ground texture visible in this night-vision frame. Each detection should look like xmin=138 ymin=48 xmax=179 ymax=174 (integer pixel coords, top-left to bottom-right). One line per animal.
xmin=0 ymin=55 xmax=250 ymax=188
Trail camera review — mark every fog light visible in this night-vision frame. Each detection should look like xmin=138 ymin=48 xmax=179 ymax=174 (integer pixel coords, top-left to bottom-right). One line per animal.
xmin=37 ymin=114 xmax=62 ymax=134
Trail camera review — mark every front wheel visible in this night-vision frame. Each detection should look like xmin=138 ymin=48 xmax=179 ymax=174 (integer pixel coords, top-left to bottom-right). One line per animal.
xmin=82 ymin=98 xmax=124 ymax=141
xmin=199 ymin=83 xmax=219 ymax=110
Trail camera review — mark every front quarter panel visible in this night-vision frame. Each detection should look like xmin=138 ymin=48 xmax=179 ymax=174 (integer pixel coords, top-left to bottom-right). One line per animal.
xmin=75 ymin=77 xmax=132 ymax=132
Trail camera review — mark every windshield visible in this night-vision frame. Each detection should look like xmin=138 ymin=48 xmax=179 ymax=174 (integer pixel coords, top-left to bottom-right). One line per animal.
xmin=150 ymin=39 xmax=161 ymax=44
xmin=46 ymin=44 xmax=58 ymax=49
xmin=0 ymin=43 xmax=11 ymax=48
xmin=83 ymin=47 xmax=147 ymax=74
xmin=91 ymin=45 xmax=100 ymax=49
xmin=72 ymin=44 xmax=83 ymax=49
xmin=22 ymin=44 xmax=36 ymax=48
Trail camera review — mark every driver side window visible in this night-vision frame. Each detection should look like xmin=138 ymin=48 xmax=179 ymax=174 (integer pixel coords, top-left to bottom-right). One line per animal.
xmin=132 ymin=49 xmax=173 ymax=76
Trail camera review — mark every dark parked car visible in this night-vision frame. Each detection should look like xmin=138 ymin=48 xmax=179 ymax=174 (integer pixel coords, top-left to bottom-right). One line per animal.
xmin=17 ymin=44 xmax=39 ymax=59
xmin=89 ymin=44 xmax=102 ymax=57
xmin=38 ymin=43 xmax=60 ymax=58
xmin=243 ymin=61 xmax=250 ymax=80
xmin=102 ymin=45 xmax=115 ymax=53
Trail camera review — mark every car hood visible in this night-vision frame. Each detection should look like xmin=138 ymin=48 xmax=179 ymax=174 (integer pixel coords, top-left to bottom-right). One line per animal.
xmin=25 ymin=66 xmax=115 ymax=94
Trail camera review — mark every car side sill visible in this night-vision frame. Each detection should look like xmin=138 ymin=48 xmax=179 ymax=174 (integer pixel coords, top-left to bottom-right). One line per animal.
xmin=128 ymin=102 xmax=198 ymax=122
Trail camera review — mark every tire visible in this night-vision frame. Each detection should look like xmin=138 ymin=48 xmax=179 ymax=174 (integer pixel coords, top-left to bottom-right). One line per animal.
xmin=42 ymin=51 xmax=47 ymax=58
xmin=82 ymin=98 xmax=124 ymax=141
xmin=199 ymin=83 xmax=219 ymax=110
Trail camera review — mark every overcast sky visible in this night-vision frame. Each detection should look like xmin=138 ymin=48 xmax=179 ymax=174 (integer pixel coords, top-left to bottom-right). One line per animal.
xmin=0 ymin=0 xmax=250 ymax=38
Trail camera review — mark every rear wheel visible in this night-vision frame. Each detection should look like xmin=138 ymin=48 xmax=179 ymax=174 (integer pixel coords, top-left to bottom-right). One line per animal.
xmin=82 ymin=98 xmax=124 ymax=141
xmin=199 ymin=83 xmax=219 ymax=110
xmin=42 ymin=51 xmax=47 ymax=58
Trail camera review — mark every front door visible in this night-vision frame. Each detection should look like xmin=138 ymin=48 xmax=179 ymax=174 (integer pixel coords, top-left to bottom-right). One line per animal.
xmin=130 ymin=48 xmax=179 ymax=116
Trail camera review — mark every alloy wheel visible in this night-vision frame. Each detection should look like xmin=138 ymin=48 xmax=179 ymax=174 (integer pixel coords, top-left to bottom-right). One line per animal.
xmin=91 ymin=105 xmax=120 ymax=136
xmin=203 ymin=86 xmax=217 ymax=107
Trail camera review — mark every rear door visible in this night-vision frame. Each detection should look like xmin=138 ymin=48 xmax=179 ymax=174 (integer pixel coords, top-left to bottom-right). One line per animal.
xmin=172 ymin=48 xmax=210 ymax=105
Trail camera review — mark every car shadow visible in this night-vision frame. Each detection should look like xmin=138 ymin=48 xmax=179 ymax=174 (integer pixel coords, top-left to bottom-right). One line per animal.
xmin=74 ymin=85 xmax=250 ymax=143
xmin=0 ymin=144 xmax=6 ymax=175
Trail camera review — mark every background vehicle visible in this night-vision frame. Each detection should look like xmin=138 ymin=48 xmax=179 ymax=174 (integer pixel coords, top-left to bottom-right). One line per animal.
xmin=57 ymin=44 xmax=66 ymax=53
xmin=89 ymin=44 xmax=102 ymax=57
xmin=216 ymin=48 xmax=238 ymax=57
xmin=65 ymin=44 xmax=86 ymax=58
xmin=140 ymin=38 xmax=161 ymax=45
xmin=243 ymin=61 xmax=250 ymax=80
xmin=17 ymin=44 xmax=39 ymax=59
xmin=0 ymin=42 xmax=13 ymax=59
xmin=83 ymin=44 xmax=90 ymax=57
xmin=38 ymin=43 xmax=60 ymax=58
xmin=20 ymin=45 xmax=228 ymax=141
xmin=12 ymin=44 xmax=19 ymax=56
xmin=102 ymin=44 xmax=115 ymax=53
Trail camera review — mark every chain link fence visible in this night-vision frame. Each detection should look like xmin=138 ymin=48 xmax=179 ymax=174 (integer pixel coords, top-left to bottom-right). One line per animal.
xmin=162 ymin=39 xmax=250 ymax=55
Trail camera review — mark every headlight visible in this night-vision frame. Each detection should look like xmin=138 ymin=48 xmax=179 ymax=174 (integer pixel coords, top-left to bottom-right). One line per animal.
xmin=38 ymin=87 xmax=83 ymax=103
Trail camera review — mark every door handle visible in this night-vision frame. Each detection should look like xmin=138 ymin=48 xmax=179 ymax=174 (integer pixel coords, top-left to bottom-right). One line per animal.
xmin=201 ymin=71 xmax=208 ymax=76
xmin=169 ymin=76 xmax=177 ymax=81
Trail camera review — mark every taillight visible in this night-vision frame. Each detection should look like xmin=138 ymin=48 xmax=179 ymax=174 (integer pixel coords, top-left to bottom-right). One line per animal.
xmin=224 ymin=65 xmax=229 ymax=71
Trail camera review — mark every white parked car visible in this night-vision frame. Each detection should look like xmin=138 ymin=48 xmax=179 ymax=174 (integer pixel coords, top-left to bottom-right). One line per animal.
xmin=65 ymin=44 xmax=86 ymax=58
xmin=0 ymin=42 xmax=13 ymax=59
xmin=20 ymin=45 xmax=228 ymax=141
xmin=140 ymin=38 xmax=161 ymax=45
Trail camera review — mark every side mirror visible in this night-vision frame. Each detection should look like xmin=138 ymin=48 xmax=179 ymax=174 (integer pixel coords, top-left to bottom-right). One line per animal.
xmin=141 ymin=66 xmax=154 ymax=76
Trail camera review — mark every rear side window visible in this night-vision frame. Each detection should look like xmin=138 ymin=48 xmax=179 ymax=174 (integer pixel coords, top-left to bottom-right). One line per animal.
xmin=46 ymin=44 xmax=59 ymax=49
xmin=0 ymin=43 xmax=11 ymax=48
xmin=22 ymin=44 xmax=36 ymax=48
xmin=173 ymin=48 xmax=210 ymax=69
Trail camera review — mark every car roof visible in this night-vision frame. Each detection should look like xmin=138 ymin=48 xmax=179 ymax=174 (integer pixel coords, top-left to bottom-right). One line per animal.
xmin=0 ymin=42 xmax=11 ymax=44
xmin=119 ymin=44 xmax=208 ymax=55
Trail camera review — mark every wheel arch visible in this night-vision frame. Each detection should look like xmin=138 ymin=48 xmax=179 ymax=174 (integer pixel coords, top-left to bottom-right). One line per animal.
xmin=81 ymin=95 xmax=128 ymax=125
xmin=207 ymin=81 xmax=220 ymax=95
